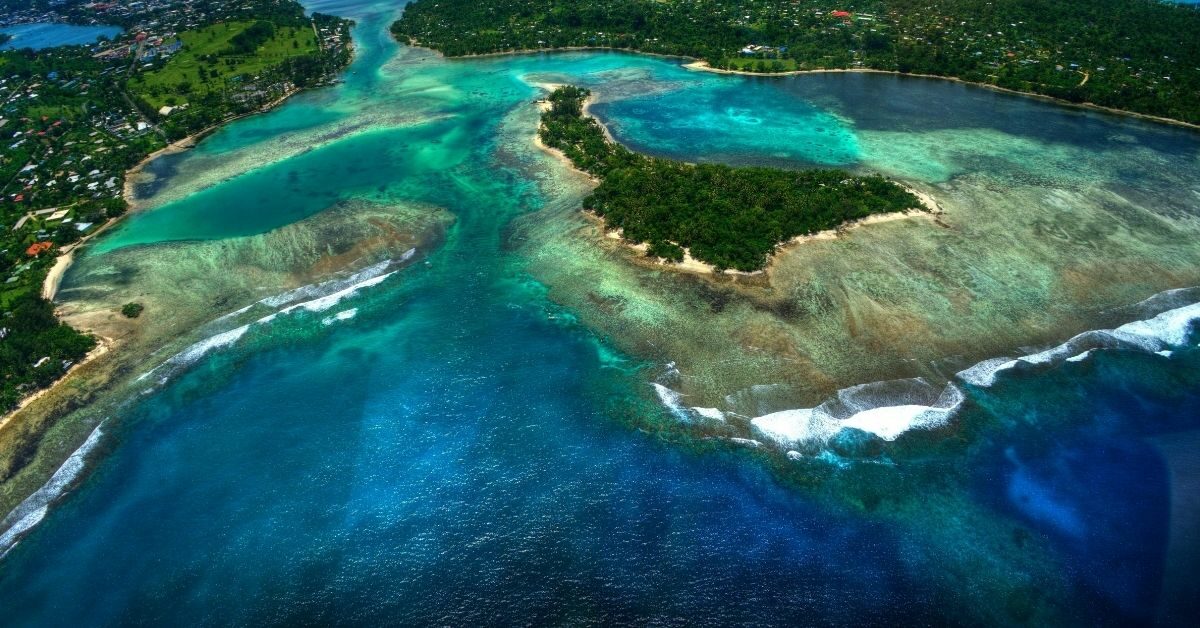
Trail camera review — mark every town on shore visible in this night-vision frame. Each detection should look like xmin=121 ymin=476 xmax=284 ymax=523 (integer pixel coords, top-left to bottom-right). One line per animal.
xmin=1 ymin=0 xmax=353 ymax=416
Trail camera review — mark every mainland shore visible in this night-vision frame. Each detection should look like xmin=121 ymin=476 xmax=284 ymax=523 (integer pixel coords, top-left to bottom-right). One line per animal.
xmin=20 ymin=76 xmax=336 ymax=404
xmin=0 ymin=75 xmax=354 ymax=530
xmin=421 ymin=43 xmax=1200 ymax=132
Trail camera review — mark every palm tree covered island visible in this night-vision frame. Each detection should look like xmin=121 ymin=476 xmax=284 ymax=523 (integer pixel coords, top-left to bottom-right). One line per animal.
xmin=539 ymin=86 xmax=922 ymax=272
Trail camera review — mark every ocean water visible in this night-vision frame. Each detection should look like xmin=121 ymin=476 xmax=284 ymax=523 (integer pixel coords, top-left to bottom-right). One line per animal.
xmin=0 ymin=23 xmax=121 ymax=50
xmin=2 ymin=0 xmax=1200 ymax=624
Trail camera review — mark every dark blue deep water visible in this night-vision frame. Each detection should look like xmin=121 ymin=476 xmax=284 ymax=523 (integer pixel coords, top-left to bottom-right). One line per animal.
xmin=2 ymin=1 xmax=1199 ymax=625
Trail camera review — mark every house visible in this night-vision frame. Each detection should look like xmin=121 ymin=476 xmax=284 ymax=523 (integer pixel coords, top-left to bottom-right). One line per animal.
xmin=26 ymin=241 xmax=54 ymax=256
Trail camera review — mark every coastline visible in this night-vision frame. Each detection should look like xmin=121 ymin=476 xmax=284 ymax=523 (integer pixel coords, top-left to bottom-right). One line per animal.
xmin=530 ymin=82 xmax=600 ymax=183
xmin=588 ymin=207 xmax=935 ymax=278
xmin=122 ymin=85 xmax=319 ymax=210
xmin=0 ymin=21 xmax=360 ymax=541
xmin=2 ymin=74 xmax=347 ymax=482
xmin=425 ymin=44 xmax=1200 ymax=132
xmin=0 ymin=338 xmax=111 ymax=433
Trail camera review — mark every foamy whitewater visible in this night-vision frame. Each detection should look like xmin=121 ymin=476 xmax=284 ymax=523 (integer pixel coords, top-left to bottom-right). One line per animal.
xmin=136 ymin=257 xmax=406 ymax=387
xmin=0 ymin=423 xmax=104 ymax=557
xmin=651 ymin=292 xmax=1200 ymax=453
xmin=957 ymin=300 xmax=1200 ymax=388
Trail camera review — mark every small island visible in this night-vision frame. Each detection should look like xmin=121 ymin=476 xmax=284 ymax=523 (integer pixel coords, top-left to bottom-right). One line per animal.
xmin=538 ymin=85 xmax=922 ymax=272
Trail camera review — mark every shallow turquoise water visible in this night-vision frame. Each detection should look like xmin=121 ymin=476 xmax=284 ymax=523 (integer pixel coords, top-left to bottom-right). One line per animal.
xmin=3 ymin=0 xmax=1200 ymax=624
xmin=0 ymin=23 xmax=121 ymax=50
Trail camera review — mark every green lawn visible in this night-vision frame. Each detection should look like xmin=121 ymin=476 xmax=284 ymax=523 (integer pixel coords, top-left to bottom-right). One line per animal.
xmin=129 ymin=21 xmax=318 ymax=109
xmin=26 ymin=104 xmax=85 ymax=120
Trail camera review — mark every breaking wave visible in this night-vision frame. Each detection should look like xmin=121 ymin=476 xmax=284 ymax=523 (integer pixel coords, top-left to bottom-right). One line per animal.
xmin=0 ymin=423 xmax=105 ymax=558
xmin=958 ymin=300 xmax=1200 ymax=388
xmin=138 ymin=254 xmax=411 ymax=387
xmin=322 ymin=308 xmax=359 ymax=326
xmin=2 ymin=255 xmax=421 ymax=557
xmin=747 ymin=379 xmax=964 ymax=449
xmin=258 ymin=257 xmax=401 ymax=308
xmin=652 ymin=289 xmax=1200 ymax=457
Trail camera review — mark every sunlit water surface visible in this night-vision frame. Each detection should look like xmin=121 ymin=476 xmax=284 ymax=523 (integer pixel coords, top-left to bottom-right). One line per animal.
xmin=2 ymin=0 xmax=1199 ymax=625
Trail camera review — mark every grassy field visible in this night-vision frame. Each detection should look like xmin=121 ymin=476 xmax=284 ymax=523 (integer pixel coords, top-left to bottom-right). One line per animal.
xmin=129 ymin=21 xmax=318 ymax=109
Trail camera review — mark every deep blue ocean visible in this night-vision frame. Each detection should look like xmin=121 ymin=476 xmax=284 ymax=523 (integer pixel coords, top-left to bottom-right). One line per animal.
xmin=1 ymin=1 xmax=1198 ymax=625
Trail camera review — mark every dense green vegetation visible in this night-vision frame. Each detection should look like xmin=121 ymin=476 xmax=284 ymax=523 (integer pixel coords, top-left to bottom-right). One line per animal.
xmin=395 ymin=0 xmax=1200 ymax=124
xmin=0 ymin=293 xmax=95 ymax=411
xmin=540 ymin=86 xmax=920 ymax=271
xmin=226 ymin=20 xmax=277 ymax=55
xmin=128 ymin=21 xmax=319 ymax=109
xmin=120 ymin=302 xmax=144 ymax=318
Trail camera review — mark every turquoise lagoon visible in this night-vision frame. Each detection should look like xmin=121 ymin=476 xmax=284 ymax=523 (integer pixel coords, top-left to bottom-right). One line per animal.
xmin=2 ymin=0 xmax=1200 ymax=624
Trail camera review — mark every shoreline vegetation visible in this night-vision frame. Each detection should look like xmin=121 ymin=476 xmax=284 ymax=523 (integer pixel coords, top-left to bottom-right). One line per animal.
xmin=535 ymin=85 xmax=924 ymax=273
xmin=392 ymin=0 xmax=1200 ymax=128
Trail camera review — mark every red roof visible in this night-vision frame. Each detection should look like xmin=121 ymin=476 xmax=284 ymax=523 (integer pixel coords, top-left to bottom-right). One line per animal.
xmin=831 ymin=10 xmax=852 ymax=18
xmin=26 ymin=242 xmax=54 ymax=256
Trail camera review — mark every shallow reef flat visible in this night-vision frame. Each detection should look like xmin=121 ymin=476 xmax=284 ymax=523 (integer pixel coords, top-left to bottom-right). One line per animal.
xmin=513 ymin=62 xmax=1200 ymax=425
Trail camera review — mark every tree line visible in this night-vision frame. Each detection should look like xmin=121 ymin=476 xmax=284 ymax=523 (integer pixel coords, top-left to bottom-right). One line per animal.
xmin=395 ymin=0 xmax=1200 ymax=125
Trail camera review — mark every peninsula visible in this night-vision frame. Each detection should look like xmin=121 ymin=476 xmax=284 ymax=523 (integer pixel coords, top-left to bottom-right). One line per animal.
xmin=394 ymin=0 xmax=1200 ymax=126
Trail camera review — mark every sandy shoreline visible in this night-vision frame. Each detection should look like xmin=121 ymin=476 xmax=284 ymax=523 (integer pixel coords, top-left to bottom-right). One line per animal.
xmin=596 ymin=208 xmax=934 ymax=278
xmin=40 ymin=246 xmax=74 ymax=301
xmin=0 ymin=337 xmax=111 ymax=434
xmin=530 ymin=82 xmax=602 ymax=183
